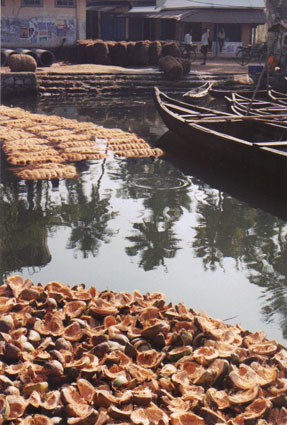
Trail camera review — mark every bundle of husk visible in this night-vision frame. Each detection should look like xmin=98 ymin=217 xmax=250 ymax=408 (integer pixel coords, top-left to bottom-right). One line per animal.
xmin=126 ymin=42 xmax=136 ymax=66
xmin=177 ymin=58 xmax=191 ymax=75
xmin=158 ymin=56 xmax=183 ymax=81
xmin=86 ymin=40 xmax=110 ymax=65
xmin=8 ymin=54 xmax=37 ymax=72
xmin=161 ymin=41 xmax=180 ymax=58
xmin=0 ymin=105 xmax=164 ymax=180
xmin=133 ymin=41 xmax=150 ymax=66
xmin=149 ymin=41 xmax=162 ymax=65
xmin=109 ymin=42 xmax=128 ymax=67
xmin=55 ymin=46 xmax=78 ymax=64
xmin=75 ymin=40 xmax=92 ymax=64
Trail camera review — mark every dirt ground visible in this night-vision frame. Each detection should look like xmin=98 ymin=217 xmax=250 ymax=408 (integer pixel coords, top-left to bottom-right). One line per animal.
xmin=1 ymin=57 xmax=251 ymax=77
xmin=35 ymin=57 xmax=250 ymax=76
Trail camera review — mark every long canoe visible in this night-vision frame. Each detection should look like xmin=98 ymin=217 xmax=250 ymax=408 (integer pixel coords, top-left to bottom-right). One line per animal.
xmin=152 ymin=87 xmax=287 ymax=177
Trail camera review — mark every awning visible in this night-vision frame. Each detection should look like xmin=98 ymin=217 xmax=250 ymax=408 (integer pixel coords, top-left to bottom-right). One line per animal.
xmin=126 ymin=8 xmax=192 ymax=20
xmin=87 ymin=4 xmax=126 ymax=12
xmin=125 ymin=7 xmax=266 ymax=24
xmin=183 ymin=9 xmax=266 ymax=24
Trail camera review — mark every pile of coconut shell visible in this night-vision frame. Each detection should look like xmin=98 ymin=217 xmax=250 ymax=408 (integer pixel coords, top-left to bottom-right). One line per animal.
xmin=0 ymin=275 xmax=287 ymax=425
xmin=0 ymin=106 xmax=163 ymax=180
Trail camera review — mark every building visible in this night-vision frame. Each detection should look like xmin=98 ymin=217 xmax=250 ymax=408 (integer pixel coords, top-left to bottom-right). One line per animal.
xmin=1 ymin=0 xmax=86 ymax=48
xmin=86 ymin=0 xmax=155 ymax=40
xmin=0 ymin=0 xmax=267 ymax=55
xmin=126 ymin=0 xmax=267 ymax=56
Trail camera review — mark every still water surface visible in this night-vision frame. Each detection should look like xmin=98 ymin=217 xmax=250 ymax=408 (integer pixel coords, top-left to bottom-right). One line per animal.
xmin=1 ymin=96 xmax=287 ymax=345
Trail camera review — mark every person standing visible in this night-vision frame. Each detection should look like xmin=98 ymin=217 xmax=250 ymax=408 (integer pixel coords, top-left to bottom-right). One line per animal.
xmin=218 ymin=27 xmax=225 ymax=52
xmin=200 ymin=28 xmax=210 ymax=65
xmin=183 ymin=29 xmax=193 ymax=59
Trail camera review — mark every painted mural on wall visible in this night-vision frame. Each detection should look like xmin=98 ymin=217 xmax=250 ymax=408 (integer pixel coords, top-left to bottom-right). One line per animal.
xmin=1 ymin=17 xmax=75 ymax=46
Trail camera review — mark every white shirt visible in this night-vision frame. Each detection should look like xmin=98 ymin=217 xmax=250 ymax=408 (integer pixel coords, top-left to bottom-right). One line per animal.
xmin=201 ymin=31 xmax=210 ymax=46
xmin=184 ymin=33 xmax=192 ymax=45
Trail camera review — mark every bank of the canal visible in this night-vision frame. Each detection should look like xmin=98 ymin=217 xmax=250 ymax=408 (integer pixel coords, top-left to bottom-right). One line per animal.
xmin=1 ymin=58 xmax=250 ymax=98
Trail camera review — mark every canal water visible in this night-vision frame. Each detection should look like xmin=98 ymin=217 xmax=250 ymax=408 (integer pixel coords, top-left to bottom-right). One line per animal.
xmin=1 ymin=94 xmax=287 ymax=346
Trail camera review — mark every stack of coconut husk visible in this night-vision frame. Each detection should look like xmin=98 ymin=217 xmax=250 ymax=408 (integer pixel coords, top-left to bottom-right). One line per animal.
xmin=158 ymin=56 xmax=191 ymax=81
xmin=0 ymin=274 xmax=286 ymax=424
xmin=75 ymin=40 xmax=183 ymax=69
xmin=0 ymin=105 xmax=163 ymax=180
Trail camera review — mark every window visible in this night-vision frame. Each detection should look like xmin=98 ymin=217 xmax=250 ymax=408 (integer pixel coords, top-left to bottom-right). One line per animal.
xmin=21 ymin=0 xmax=43 ymax=5
xmin=55 ymin=0 xmax=76 ymax=7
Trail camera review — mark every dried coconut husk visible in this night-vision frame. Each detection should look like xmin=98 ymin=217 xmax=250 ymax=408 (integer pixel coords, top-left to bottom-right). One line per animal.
xmin=126 ymin=41 xmax=136 ymax=66
xmin=149 ymin=41 xmax=162 ymax=65
xmin=8 ymin=54 xmax=37 ymax=72
xmin=0 ymin=105 xmax=163 ymax=180
xmin=76 ymin=40 xmax=92 ymax=64
xmin=133 ymin=41 xmax=150 ymax=66
xmin=109 ymin=42 xmax=128 ymax=67
xmin=158 ymin=56 xmax=183 ymax=81
xmin=0 ymin=274 xmax=287 ymax=425
xmin=161 ymin=41 xmax=181 ymax=58
xmin=177 ymin=57 xmax=191 ymax=75
xmin=86 ymin=40 xmax=110 ymax=65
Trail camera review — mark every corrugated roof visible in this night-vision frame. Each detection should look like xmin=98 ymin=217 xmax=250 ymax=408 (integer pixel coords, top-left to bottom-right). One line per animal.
xmin=87 ymin=4 xmax=126 ymax=11
xmin=183 ymin=8 xmax=267 ymax=23
xmin=161 ymin=0 xmax=265 ymax=9
xmin=126 ymin=7 xmax=266 ymax=23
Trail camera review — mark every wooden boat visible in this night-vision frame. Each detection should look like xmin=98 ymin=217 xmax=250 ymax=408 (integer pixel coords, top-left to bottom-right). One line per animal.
xmin=224 ymin=93 xmax=287 ymax=116
xmin=152 ymin=87 xmax=287 ymax=178
xmin=268 ymin=89 xmax=287 ymax=106
xmin=208 ymin=85 xmax=268 ymax=99
xmin=183 ymin=82 xmax=212 ymax=103
xmin=156 ymin=131 xmax=287 ymax=221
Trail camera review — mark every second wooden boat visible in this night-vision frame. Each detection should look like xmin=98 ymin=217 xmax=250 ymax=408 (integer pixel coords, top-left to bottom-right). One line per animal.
xmin=268 ymin=89 xmax=287 ymax=106
xmin=208 ymin=85 xmax=268 ymax=99
xmin=224 ymin=93 xmax=287 ymax=116
xmin=183 ymin=82 xmax=212 ymax=103
xmin=153 ymin=87 xmax=287 ymax=178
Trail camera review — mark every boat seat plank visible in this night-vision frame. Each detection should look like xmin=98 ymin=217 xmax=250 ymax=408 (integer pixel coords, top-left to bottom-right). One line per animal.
xmin=258 ymin=146 xmax=287 ymax=157
xmin=162 ymin=102 xmax=230 ymax=117
xmin=253 ymin=141 xmax=287 ymax=147
xmin=181 ymin=113 xmax=215 ymax=118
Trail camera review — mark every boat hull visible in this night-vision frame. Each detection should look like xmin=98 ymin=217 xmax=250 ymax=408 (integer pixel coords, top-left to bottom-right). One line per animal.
xmin=153 ymin=87 xmax=287 ymax=180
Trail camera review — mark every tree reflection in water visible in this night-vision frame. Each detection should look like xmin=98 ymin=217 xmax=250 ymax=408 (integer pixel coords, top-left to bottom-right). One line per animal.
xmin=1 ymin=155 xmax=287 ymax=340
xmin=62 ymin=173 xmax=118 ymax=259
xmin=192 ymin=184 xmax=287 ymax=328
xmin=0 ymin=161 xmax=117 ymax=281
xmin=109 ymin=159 xmax=192 ymax=271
